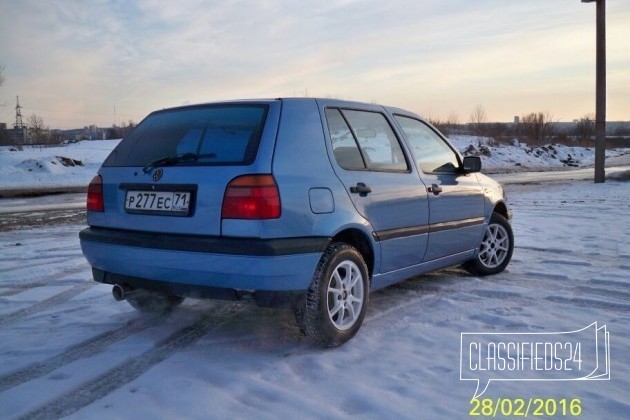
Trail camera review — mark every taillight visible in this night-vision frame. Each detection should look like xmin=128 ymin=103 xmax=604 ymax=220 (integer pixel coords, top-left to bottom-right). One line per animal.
xmin=86 ymin=175 xmax=104 ymax=212
xmin=222 ymin=174 xmax=281 ymax=219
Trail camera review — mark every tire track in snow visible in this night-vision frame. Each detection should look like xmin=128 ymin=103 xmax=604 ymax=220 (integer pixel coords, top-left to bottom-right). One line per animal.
xmin=0 ymin=279 xmax=81 ymax=297
xmin=0 ymin=266 xmax=89 ymax=297
xmin=545 ymin=295 xmax=630 ymax=314
xmin=0 ymin=314 xmax=167 ymax=392
xmin=0 ymin=257 xmax=83 ymax=274
xmin=589 ymin=278 xmax=630 ymax=290
xmin=0 ymin=282 xmax=95 ymax=327
xmin=574 ymin=285 xmax=630 ymax=302
xmin=0 ymin=255 xmax=80 ymax=273
xmin=19 ymin=302 xmax=245 ymax=420
xmin=365 ymin=276 xmax=458 ymax=325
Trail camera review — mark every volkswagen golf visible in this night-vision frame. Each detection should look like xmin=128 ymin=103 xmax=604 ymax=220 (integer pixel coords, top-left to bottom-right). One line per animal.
xmin=80 ymin=98 xmax=513 ymax=347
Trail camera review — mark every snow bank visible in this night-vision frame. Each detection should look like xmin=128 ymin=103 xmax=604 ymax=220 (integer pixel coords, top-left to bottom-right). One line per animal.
xmin=449 ymin=135 xmax=630 ymax=173
xmin=0 ymin=140 xmax=120 ymax=194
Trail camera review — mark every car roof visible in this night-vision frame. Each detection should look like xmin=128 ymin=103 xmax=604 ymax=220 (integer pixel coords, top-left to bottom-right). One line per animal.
xmin=147 ymin=97 xmax=425 ymax=122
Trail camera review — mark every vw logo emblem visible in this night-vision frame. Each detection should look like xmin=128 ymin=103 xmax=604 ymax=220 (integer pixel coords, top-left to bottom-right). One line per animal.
xmin=152 ymin=168 xmax=163 ymax=182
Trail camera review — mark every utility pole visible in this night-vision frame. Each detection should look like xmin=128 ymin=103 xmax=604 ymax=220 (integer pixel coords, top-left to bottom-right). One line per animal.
xmin=582 ymin=0 xmax=606 ymax=183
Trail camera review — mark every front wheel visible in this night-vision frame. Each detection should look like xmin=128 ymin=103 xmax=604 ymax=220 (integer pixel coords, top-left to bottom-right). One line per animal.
xmin=464 ymin=213 xmax=514 ymax=276
xmin=297 ymin=242 xmax=369 ymax=347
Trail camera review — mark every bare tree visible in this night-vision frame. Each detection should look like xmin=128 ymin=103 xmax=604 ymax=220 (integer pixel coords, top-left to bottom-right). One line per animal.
xmin=27 ymin=113 xmax=50 ymax=144
xmin=575 ymin=114 xmax=595 ymax=141
xmin=469 ymin=104 xmax=487 ymax=125
xmin=107 ymin=120 xmax=136 ymax=139
xmin=469 ymin=104 xmax=488 ymax=135
xmin=445 ymin=111 xmax=460 ymax=134
xmin=520 ymin=111 xmax=554 ymax=144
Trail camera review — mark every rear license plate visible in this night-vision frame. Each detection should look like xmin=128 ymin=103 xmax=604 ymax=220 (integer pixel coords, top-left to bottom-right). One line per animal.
xmin=124 ymin=190 xmax=191 ymax=215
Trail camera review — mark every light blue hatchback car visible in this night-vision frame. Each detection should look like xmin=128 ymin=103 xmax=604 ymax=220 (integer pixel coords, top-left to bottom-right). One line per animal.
xmin=80 ymin=98 xmax=513 ymax=346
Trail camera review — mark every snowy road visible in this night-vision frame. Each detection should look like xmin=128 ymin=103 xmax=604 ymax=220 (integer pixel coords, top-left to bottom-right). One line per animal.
xmin=0 ymin=180 xmax=629 ymax=419
xmin=493 ymin=165 xmax=630 ymax=184
xmin=0 ymin=194 xmax=87 ymax=232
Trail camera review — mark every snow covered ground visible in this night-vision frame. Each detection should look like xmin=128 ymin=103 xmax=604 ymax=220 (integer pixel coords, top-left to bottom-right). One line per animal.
xmin=1 ymin=136 xmax=629 ymax=418
xmin=1 ymin=180 xmax=628 ymax=419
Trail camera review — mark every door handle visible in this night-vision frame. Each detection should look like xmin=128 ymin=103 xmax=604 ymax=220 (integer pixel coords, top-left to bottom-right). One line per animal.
xmin=350 ymin=182 xmax=372 ymax=195
xmin=427 ymin=184 xmax=443 ymax=196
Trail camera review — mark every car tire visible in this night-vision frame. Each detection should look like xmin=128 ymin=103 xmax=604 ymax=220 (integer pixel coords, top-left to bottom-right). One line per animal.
xmin=464 ymin=212 xmax=514 ymax=276
xmin=127 ymin=290 xmax=185 ymax=313
xmin=297 ymin=242 xmax=369 ymax=347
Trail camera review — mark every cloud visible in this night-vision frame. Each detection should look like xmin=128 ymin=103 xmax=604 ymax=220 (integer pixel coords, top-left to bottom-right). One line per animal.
xmin=1 ymin=0 xmax=629 ymax=128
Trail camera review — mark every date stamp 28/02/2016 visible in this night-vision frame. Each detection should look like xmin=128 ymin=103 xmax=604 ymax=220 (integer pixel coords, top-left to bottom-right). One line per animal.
xmin=469 ymin=398 xmax=582 ymax=417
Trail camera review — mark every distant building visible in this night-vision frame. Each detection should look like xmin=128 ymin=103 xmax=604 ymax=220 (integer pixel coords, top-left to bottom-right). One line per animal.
xmin=80 ymin=125 xmax=107 ymax=140
xmin=513 ymin=116 xmax=519 ymax=124
xmin=0 ymin=127 xmax=28 ymax=146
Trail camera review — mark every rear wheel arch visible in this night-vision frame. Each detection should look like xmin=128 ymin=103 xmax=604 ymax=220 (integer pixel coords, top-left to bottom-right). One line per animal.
xmin=331 ymin=228 xmax=374 ymax=277
xmin=297 ymin=241 xmax=370 ymax=346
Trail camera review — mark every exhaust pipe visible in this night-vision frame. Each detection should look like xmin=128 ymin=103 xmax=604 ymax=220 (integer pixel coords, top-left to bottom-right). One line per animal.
xmin=112 ymin=284 xmax=135 ymax=301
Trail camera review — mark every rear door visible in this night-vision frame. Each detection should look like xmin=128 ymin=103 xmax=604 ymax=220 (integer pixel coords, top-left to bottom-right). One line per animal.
xmin=393 ymin=115 xmax=485 ymax=261
xmin=323 ymin=105 xmax=429 ymax=273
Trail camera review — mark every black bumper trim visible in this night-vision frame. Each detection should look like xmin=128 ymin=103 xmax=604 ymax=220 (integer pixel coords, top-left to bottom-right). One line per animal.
xmin=80 ymin=227 xmax=330 ymax=256
xmin=92 ymin=268 xmax=304 ymax=308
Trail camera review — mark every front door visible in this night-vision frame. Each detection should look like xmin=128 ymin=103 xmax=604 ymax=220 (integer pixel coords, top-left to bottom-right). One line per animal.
xmin=393 ymin=115 xmax=485 ymax=261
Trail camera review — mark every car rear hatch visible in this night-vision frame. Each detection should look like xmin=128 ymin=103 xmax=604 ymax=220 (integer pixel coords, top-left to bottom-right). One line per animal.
xmin=87 ymin=100 xmax=281 ymax=237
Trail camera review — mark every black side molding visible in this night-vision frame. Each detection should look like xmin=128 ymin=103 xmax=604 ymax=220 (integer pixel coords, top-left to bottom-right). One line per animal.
xmin=372 ymin=217 xmax=485 ymax=242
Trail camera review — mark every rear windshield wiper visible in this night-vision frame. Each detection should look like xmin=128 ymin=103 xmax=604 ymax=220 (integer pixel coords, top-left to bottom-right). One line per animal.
xmin=142 ymin=152 xmax=216 ymax=173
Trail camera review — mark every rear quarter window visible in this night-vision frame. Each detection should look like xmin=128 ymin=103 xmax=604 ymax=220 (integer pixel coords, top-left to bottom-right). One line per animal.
xmin=103 ymin=105 xmax=268 ymax=167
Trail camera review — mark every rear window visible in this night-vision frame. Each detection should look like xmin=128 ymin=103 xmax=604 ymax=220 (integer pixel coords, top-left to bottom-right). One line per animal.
xmin=103 ymin=105 xmax=268 ymax=167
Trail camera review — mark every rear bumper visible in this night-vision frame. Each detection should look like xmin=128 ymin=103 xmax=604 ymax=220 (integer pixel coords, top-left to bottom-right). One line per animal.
xmin=80 ymin=227 xmax=329 ymax=294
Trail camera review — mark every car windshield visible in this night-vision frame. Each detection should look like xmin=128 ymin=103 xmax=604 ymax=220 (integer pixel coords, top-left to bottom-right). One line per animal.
xmin=103 ymin=104 xmax=268 ymax=167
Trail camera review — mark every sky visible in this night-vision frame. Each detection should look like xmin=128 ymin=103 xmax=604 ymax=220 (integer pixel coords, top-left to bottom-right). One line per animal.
xmin=0 ymin=0 xmax=629 ymax=129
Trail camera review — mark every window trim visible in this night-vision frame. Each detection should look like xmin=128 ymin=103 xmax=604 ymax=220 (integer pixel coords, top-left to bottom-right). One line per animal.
xmin=393 ymin=114 xmax=463 ymax=175
xmin=325 ymin=107 xmax=411 ymax=174
xmin=326 ymin=108 xmax=369 ymax=170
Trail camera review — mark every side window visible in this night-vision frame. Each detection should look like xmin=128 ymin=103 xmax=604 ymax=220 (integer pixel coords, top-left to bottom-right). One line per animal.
xmin=326 ymin=108 xmax=408 ymax=172
xmin=326 ymin=109 xmax=366 ymax=170
xmin=394 ymin=116 xmax=460 ymax=173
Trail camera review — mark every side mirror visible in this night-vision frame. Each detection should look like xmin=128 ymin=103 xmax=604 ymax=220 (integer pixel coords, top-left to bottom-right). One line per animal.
xmin=462 ymin=156 xmax=482 ymax=173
